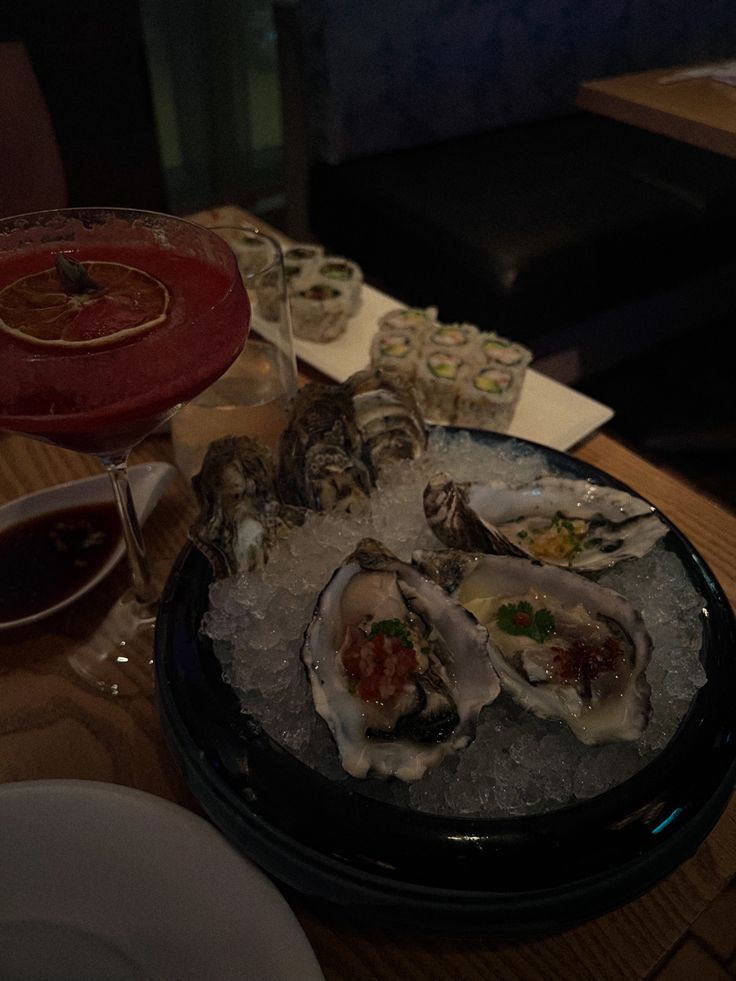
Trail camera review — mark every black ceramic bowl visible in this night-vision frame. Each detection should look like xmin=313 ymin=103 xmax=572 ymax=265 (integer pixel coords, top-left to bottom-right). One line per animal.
xmin=154 ymin=433 xmax=736 ymax=936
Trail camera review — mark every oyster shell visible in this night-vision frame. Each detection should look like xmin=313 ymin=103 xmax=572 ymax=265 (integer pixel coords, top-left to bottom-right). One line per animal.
xmin=277 ymin=382 xmax=374 ymax=513
xmin=301 ymin=538 xmax=501 ymax=781
xmin=343 ymin=365 xmax=427 ymax=471
xmin=190 ymin=435 xmax=305 ymax=578
xmin=423 ymin=473 xmax=668 ymax=571
xmin=413 ymin=549 xmax=652 ymax=745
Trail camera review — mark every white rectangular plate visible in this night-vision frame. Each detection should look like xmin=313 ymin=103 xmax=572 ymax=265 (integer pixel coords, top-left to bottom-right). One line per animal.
xmin=290 ymin=282 xmax=613 ymax=452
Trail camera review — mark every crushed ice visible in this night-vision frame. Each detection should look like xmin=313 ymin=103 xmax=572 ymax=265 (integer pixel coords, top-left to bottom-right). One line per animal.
xmin=203 ymin=429 xmax=708 ymax=818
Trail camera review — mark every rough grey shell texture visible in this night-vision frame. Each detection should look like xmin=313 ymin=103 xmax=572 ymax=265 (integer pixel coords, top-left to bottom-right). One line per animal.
xmin=189 ymin=369 xmax=429 ymax=575
xmin=423 ymin=473 xmax=668 ymax=571
xmin=189 ymin=435 xmax=305 ymax=579
xmin=277 ymin=381 xmax=374 ymax=514
xmin=413 ymin=549 xmax=652 ymax=746
xmin=277 ymin=369 xmax=428 ymax=514
xmin=301 ymin=539 xmax=501 ymax=781
xmin=343 ymin=365 xmax=427 ymax=470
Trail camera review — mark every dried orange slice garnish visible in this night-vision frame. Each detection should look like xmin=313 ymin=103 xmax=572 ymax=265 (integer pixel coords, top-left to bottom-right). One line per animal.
xmin=0 ymin=259 xmax=170 ymax=348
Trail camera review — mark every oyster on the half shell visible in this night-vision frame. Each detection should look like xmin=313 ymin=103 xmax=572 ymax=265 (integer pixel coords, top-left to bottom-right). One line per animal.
xmin=423 ymin=473 xmax=668 ymax=571
xmin=301 ymin=538 xmax=501 ymax=781
xmin=413 ymin=549 xmax=652 ymax=745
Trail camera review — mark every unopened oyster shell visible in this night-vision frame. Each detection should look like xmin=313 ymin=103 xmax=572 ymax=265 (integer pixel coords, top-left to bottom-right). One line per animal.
xmin=301 ymin=538 xmax=501 ymax=781
xmin=277 ymin=382 xmax=374 ymax=513
xmin=413 ymin=549 xmax=652 ymax=745
xmin=343 ymin=365 xmax=427 ymax=472
xmin=189 ymin=435 xmax=305 ymax=578
xmin=423 ymin=473 xmax=668 ymax=571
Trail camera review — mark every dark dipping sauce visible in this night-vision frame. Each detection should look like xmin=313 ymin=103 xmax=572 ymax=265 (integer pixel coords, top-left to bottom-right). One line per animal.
xmin=0 ymin=502 xmax=122 ymax=624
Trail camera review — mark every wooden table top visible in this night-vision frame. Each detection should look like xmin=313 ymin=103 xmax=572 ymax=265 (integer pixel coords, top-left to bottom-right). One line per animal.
xmin=576 ymin=61 xmax=736 ymax=159
xmin=2 ymin=417 xmax=736 ymax=979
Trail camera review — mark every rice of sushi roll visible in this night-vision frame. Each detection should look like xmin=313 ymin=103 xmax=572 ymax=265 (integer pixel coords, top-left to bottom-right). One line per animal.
xmin=414 ymin=348 xmax=479 ymax=425
xmin=284 ymin=243 xmax=324 ymax=290
xmin=369 ymin=326 xmax=421 ymax=381
xmin=217 ymin=228 xmax=273 ymax=279
xmin=317 ymin=256 xmax=363 ymax=316
xmin=291 ymin=282 xmax=349 ymax=342
xmin=253 ymin=267 xmax=284 ymax=322
xmin=378 ymin=306 xmax=439 ymax=332
xmin=426 ymin=321 xmax=480 ymax=351
xmin=454 ymin=363 xmax=522 ymax=431
xmin=480 ymin=332 xmax=533 ymax=371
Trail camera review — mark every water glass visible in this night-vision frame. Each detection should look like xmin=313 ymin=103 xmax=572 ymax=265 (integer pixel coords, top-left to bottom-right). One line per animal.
xmin=171 ymin=225 xmax=298 ymax=481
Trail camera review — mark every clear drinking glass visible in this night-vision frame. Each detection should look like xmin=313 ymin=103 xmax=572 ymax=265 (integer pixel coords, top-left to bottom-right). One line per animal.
xmin=170 ymin=225 xmax=298 ymax=481
xmin=0 ymin=208 xmax=251 ymax=696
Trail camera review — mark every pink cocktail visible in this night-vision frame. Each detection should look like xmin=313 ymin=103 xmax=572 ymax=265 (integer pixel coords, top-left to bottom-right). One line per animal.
xmin=0 ymin=208 xmax=251 ymax=694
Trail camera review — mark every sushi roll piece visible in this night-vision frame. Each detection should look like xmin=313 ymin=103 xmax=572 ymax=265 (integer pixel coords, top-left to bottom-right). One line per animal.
xmin=414 ymin=348 xmax=480 ymax=425
xmin=426 ymin=321 xmax=480 ymax=351
xmin=378 ymin=306 xmax=439 ymax=332
xmin=479 ymin=331 xmax=533 ymax=371
xmin=317 ymin=256 xmax=364 ymax=316
xmin=254 ymin=267 xmax=283 ymax=322
xmin=454 ymin=363 xmax=523 ymax=432
xmin=369 ymin=325 xmax=422 ymax=381
xmin=283 ymin=243 xmax=324 ymax=290
xmin=291 ymin=282 xmax=349 ymax=342
xmin=217 ymin=228 xmax=273 ymax=279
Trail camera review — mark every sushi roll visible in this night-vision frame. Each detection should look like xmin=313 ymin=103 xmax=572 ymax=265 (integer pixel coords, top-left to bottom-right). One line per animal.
xmin=479 ymin=332 xmax=533 ymax=371
xmin=317 ymin=256 xmax=363 ymax=316
xmin=218 ymin=228 xmax=273 ymax=279
xmin=283 ymin=243 xmax=324 ymax=290
xmin=369 ymin=325 xmax=422 ymax=381
xmin=414 ymin=348 xmax=480 ymax=425
xmin=254 ymin=267 xmax=283 ymax=322
xmin=426 ymin=321 xmax=480 ymax=351
xmin=454 ymin=363 xmax=522 ymax=432
xmin=291 ymin=282 xmax=349 ymax=342
xmin=378 ymin=306 xmax=439 ymax=332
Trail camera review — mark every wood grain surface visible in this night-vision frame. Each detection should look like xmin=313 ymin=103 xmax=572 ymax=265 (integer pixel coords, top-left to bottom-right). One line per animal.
xmin=577 ymin=63 xmax=736 ymax=159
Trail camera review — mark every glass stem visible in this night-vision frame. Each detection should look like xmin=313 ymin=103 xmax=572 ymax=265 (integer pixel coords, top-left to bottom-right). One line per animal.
xmin=101 ymin=453 xmax=157 ymax=616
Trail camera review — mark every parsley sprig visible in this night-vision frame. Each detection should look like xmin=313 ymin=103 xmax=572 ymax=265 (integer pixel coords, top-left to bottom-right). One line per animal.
xmin=497 ymin=601 xmax=555 ymax=644
xmin=368 ymin=618 xmax=415 ymax=648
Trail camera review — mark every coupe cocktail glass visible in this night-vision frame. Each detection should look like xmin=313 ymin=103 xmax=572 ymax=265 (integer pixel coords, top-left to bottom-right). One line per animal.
xmin=0 ymin=208 xmax=251 ymax=695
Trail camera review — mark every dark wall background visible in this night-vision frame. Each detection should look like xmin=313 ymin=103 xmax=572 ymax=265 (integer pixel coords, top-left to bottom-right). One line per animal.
xmin=8 ymin=1 xmax=168 ymax=211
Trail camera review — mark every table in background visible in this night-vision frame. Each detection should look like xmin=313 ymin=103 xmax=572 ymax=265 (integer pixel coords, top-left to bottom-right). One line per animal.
xmin=577 ymin=62 xmax=736 ymax=158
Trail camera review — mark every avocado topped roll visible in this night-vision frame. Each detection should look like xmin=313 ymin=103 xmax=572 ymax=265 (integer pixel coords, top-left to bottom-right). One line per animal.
xmin=317 ymin=256 xmax=364 ymax=315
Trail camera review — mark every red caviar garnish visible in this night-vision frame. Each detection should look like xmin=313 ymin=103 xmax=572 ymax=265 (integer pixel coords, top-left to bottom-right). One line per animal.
xmin=342 ymin=622 xmax=418 ymax=702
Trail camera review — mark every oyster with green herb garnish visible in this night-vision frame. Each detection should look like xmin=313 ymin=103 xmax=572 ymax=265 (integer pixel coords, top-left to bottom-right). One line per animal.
xmin=423 ymin=473 xmax=668 ymax=571
xmin=301 ymin=538 xmax=500 ymax=781
xmin=412 ymin=549 xmax=652 ymax=745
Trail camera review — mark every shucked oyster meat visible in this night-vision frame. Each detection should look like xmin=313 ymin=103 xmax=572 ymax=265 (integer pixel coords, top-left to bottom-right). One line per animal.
xmin=301 ymin=538 xmax=500 ymax=781
xmin=414 ymin=549 xmax=652 ymax=745
xmin=423 ymin=473 xmax=668 ymax=571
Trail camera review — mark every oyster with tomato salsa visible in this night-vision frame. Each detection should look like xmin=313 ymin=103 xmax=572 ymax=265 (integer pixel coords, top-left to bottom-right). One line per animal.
xmin=300 ymin=538 xmax=500 ymax=781
xmin=423 ymin=473 xmax=668 ymax=572
xmin=413 ymin=549 xmax=652 ymax=745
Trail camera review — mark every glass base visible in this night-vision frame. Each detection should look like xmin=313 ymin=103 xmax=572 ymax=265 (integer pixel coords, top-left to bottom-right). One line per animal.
xmin=67 ymin=589 xmax=157 ymax=697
